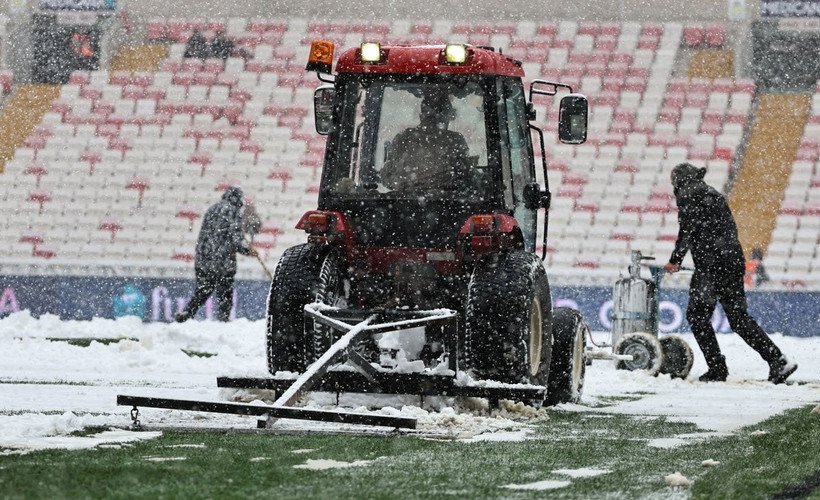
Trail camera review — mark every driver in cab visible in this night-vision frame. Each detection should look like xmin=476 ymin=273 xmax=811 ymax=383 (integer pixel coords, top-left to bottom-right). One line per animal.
xmin=381 ymin=92 xmax=473 ymax=192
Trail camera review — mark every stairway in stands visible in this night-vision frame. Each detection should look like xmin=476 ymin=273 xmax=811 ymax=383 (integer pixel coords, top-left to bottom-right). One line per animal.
xmin=0 ymin=85 xmax=61 ymax=173
xmin=729 ymin=94 xmax=810 ymax=256
xmin=110 ymin=45 xmax=169 ymax=72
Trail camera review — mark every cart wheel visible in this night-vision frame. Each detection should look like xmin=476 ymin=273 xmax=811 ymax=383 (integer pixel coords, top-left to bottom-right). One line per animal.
xmin=614 ymin=332 xmax=663 ymax=376
xmin=659 ymin=335 xmax=694 ymax=379
xmin=545 ymin=307 xmax=587 ymax=406
xmin=466 ymin=251 xmax=552 ymax=390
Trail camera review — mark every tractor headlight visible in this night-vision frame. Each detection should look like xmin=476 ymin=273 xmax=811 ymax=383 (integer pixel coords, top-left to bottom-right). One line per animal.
xmin=360 ymin=42 xmax=382 ymax=63
xmin=444 ymin=44 xmax=467 ymax=64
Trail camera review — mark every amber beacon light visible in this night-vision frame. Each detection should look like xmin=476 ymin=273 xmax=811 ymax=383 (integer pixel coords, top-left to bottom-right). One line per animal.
xmin=306 ymin=40 xmax=335 ymax=74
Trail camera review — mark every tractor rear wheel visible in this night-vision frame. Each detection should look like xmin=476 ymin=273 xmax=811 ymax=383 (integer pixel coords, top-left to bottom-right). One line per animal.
xmin=466 ymin=251 xmax=552 ymax=388
xmin=545 ymin=307 xmax=587 ymax=406
xmin=266 ymin=244 xmax=346 ymax=375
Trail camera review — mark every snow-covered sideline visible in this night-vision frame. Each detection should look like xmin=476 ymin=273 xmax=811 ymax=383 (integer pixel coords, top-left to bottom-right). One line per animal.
xmin=0 ymin=310 xmax=817 ymax=453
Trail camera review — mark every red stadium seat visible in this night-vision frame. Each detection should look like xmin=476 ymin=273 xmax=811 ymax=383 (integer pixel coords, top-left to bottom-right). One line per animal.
xmin=33 ymin=244 xmax=57 ymax=259
xmin=126 ymin=177 xmax=150 ymax=207
xmin=268 ymin=168 xmax=292 ymax=191
xmin=20 ymin=229 xmax=44 ymax=245
xmin=575 ymin=254 xmax=599 ymax=269
xmin=172 ymin=247 xmax=196 ymax=262
xmin=79 ymin=149 xmax=102 ymax=173
xmin=176 ymin=205 xmax=201 ymax=230
xmin=160 ymin=60 xmax=181 ymax=73
xmin=644 ymin=198 xmax=673 ymax=214
xmin=24 ymin=161 xmax=48 ymax=187
xmin=166 ymin=18 xmax=188 ymax=41
xmin=683 ymin=24 xmax=704 ymax=47
xmin=536 ymin=21 xmax=557 ymax=37
xmin=146 ymin=18 xmax=166 ymax=41
xmin=189 ymin=151 xmax=212 ymax=174
xmin=99 ymin=216 xmax=123 ymax=241
xmin=804 ymin=201 xmax=820 ymax=215
xmin=704 ymin=24 xmax=726 ymax=47
xmin=712 ymin=147 xmax=733 ymax=161
xmin=575 ymin=198 xmax=600 ymax=213
xmin=28 ymin=189 xmax=51 ymax=213
xmin=68 ymin=70 xmax=90 ymax=85
xmin=780 ymin=201 xmax=803 ymax=215
xmin=109 ymin=71 xmax=131 ymax=86
xmin=637 ymin=35 xmax=659 ymax=50
xmin=621 ymin=199 xmax=644 ymax=214
xmin=558 ymin=184 xmax=583 ymax=199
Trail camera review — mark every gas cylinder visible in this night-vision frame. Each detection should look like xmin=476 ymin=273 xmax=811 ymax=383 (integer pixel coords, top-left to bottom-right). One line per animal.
xmin=611 ymin=250 xmax=658 ymax=347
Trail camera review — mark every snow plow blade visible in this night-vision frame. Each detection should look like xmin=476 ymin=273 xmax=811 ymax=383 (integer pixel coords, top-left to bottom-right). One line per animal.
xmin=116 ymin=395 xmax=417 ymax=429
xmin=217 ymin=373 xmax=547 ymax=402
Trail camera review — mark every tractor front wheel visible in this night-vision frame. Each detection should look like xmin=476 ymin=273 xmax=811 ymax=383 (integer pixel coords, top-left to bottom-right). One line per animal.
xmin=265 ymin=244 xmax=346 ymax=375
xmin=466 ymin=251 xmax=552 ymax=388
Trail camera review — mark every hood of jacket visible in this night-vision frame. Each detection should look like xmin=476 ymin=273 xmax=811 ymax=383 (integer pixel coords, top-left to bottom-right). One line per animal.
xmin=222 ymin=185 xmax=244 ymax=208
xmin=671 ymin=162 xmax=706 ymax=198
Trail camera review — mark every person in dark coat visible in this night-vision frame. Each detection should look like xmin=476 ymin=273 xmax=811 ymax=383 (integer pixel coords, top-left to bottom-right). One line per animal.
xmin=663 ymin=163 xmax=797 ymax=383
xmin=184 ymin=29 xmax=210 ymax=59
xmin=175 ymin=186 xmax=256 ymax=322
xmin=381 ymin=92 xmax=472 ymax=192
xmin=209 ymin=31 xmax=236 ymax=61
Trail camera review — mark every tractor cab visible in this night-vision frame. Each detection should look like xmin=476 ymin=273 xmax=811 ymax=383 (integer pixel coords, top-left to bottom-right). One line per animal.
xmin=307 ymin=42 xmax=587 ymax=267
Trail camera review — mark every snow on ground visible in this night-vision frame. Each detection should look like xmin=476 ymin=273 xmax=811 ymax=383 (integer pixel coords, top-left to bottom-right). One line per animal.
xmin=0 ymin=310 xmax=818 ymax=454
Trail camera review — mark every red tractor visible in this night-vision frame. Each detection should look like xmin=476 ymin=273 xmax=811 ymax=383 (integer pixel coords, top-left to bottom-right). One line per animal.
xmin=266 ymin=41 xmax=591 ymax=406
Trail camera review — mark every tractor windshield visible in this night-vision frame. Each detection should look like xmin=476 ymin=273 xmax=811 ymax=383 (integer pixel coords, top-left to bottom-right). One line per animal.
xmin=326 ymin=74 xmax=492 ymax=201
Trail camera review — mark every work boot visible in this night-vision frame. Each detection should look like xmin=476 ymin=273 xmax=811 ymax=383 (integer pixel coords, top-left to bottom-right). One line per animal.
xmin=768 ymin=356 xmax=797 ymax=385
xmin=698 ymin=356 xmax=728 ymax=382
xmin=174 ymin=312 xmax=189 ymax=323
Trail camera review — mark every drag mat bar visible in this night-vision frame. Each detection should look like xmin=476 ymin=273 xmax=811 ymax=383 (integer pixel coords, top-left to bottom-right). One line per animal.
xmin=116 ymin=395 xmax=417 ymax=429
xmin=110 ymin=425 xmax=446 ymax=439
xmin=217 ymin=373 xmax=547 ymax=402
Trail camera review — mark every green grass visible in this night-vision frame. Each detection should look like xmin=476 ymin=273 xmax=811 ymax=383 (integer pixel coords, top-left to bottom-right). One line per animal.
xmin=1 ymin=406 xmax=818 ymax=499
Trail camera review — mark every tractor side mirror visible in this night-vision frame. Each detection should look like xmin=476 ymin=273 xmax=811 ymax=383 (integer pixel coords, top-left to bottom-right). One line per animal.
xmin=558 ymin=93 xmax=588 ymax=145
xmin=313 ymin=85 xmax=335 ymax=135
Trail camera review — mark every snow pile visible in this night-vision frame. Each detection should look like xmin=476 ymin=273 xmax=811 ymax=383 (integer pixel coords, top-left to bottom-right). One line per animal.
xmin=553 ymin=468 xmax=611 ymax=478
xmin=664 ymin=471 xmax=692 ymax=487
xmin=293 ymin=458 xmax=378 ymax=470
xmin=502 ymin=480 xmax=571 ymax=491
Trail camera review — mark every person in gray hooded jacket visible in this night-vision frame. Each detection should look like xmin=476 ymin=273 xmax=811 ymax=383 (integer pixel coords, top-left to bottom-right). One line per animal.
xmin=176 ymin=186 xmax=256 ymax=322
xmin=663 ymin=163 xmax=796 ymax=384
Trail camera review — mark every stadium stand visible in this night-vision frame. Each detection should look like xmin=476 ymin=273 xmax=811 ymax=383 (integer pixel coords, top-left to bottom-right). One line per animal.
xmin=0 ymin=17 xmax=810 ymax=289
xmin=768 ymin=83 xmax=820 ymax=289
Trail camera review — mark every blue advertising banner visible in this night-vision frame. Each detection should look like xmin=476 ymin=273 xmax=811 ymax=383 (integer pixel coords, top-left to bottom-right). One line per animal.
xmin=761 ymin=0 xmax=820 ymax=17
xmin=0 ymin=276 xmax=818 ymax=336
xmin=39 ymin=0 xmax=116 ymax=11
